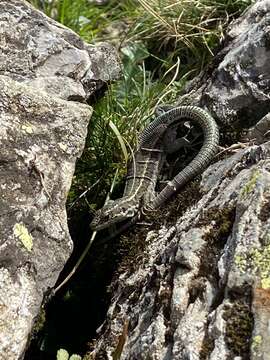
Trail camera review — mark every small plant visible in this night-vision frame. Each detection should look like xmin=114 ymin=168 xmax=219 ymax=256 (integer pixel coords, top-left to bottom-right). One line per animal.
xmin=57 ymin=348 xmax=82 ymax=360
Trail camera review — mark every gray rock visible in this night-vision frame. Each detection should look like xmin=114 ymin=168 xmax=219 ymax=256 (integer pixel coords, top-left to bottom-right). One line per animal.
xmin=86 ymin=2 xmax=270 ymax=359
xmin=0 ymin=0 xmax=120 ymax=359
xmin=0 ymin=0 xmax=120 ymax=100
xmin=243 ymin=113 xmax=270 ymax=143
xmin=88 ymin=144 xmax=270 ymax=360
xmin=174 ymin=0 xmax=270 ymax=129
xmin=203 ymin=0 xmax=270 ymax=126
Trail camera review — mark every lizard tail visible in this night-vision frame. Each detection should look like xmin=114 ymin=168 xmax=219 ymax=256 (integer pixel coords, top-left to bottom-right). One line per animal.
xmin=146 ymin=106 xmax=219 ymax=210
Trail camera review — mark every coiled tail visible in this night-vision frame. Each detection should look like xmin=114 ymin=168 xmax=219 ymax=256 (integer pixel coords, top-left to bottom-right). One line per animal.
xmin=145 ymin=106 xmax=219 ymax=210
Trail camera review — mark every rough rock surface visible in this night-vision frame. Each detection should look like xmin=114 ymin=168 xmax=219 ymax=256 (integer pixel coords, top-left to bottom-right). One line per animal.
xmin=87 ymin=1 xmax=270 ymax=359
xmin=180 ymin=0 xmax=270 ymax=129
xmin=0 ymin=1 xmax=120 ymax=359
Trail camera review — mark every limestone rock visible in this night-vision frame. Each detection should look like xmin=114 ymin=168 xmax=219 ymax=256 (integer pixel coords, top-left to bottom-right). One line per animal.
xmin=0 ymin=1 xmax=120 ymax=359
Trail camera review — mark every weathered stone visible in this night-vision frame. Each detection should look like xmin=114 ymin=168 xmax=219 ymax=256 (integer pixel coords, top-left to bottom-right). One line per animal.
xmin=203 ymin=0 xmax=270 ymax=127
xmin=0 ymin=0 xmax=120 ymax=359
xmin=177 ymin=0 xmax=270 ymax=128
xmin=243 ymin=113 xmax=270 ymax=143
xmin=0 ymin=0 xmax=120 ymax=100
xmin=85 ymin=2 xmax=270 ymax=359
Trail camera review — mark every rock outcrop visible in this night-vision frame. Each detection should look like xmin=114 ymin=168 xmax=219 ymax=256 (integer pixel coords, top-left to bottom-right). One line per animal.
xmin=0 ymin=1 xmax=120 ymax=359
xmin=86 ymin=1 xmax=270 ymax=359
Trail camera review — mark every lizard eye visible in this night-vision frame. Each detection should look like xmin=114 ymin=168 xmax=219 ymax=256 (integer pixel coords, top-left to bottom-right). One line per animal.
xmin=125 ymin=209 xmax=134 ymax=217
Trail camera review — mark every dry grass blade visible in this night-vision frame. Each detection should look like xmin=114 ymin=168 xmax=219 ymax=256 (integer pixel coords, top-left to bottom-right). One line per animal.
xmin=53 ymin=230 xmax=98 ymax=294
xmin=138 ymin=0 xmax=177 ymax=35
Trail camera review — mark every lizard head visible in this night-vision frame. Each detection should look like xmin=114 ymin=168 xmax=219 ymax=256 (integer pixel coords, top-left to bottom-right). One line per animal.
xmin=90 ymin=198 xmax=140 ymax=232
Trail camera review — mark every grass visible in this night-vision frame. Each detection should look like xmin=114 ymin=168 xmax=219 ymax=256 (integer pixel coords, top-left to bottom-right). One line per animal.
xmin=129 ymin=0 xmax=252 ymax=74
xmin=30 ymin=0 xmax=253 ymax=71
xmin=28 ymin=0 xmax=253 ymax=211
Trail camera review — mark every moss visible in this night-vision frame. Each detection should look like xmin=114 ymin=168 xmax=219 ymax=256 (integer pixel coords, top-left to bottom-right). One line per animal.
xmin=30 ymin=307 xmax=47 ymax=340
xmin=261 ymin=233 xmax=270 ymax=247
xmin=199 ymin=206 xmax=236 ymax=247
xmin=200 ymin=329 xmax=215 ymax=360
xmin=197 ymin=206 xmax=237 ymax=359
xmin=113 ymin=226 xmax=149 ymax=277
xmin=193 ymin=206 xmax=236 ymax=313
xmin=234 ymin=244 xmax=270 ymax=289
xmin=194 ymin=204 xmax=236 ymax=349
xmin=258 ymin=196 xmax=270 ymax=222
xmin=163 ymin=178 xmax=202 ymax=224
xmin=223 ymin=301 xmax=253 ymax=357
xmin=139 ymin=178 xmax=203 ymax=233
xmin=240 ymin=169 xmax=260 ymax=198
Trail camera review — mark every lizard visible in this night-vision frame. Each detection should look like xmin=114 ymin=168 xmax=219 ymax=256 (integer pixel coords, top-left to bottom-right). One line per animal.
xmin=90 ymin=105 xmax=219 ymax=233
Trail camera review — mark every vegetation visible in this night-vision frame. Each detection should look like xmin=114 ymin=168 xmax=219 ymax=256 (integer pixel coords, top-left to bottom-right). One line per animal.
xmin=224 ymin=300 xmax=253 ymax=357
xmin=29 ymin=0 xmax=253 ymax=212
xmin=57 ymin=348 xmax=82 ymax=360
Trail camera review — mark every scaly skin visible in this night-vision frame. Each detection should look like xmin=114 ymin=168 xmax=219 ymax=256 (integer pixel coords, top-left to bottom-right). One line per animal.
xmin=91 ymin=106 xmax=219 ymax=232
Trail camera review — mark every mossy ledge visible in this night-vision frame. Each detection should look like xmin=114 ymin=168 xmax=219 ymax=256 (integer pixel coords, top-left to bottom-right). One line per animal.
xmin=223 ymin=299 xmax=254 ymax=358
xmin=198 ymin=206 xmax=236 ymax=359
xmin=110 ymin=178 xmax=202 ymax=283
xmin=198 ymin=205 xmax=236 ymax=277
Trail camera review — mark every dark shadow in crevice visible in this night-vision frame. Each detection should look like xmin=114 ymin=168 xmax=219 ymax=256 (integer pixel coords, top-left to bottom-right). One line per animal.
xmin=24 ymin=205 xmax=122 ymax=359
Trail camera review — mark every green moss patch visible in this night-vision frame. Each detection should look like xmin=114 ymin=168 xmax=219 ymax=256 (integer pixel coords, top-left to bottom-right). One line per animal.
xmin=240 ymin=169 xmax=260 ymax=198
xmin=200 ymin=329 xmax=215 ymax=360
xmin=198 ymin=206 xmax=236 ymax=244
